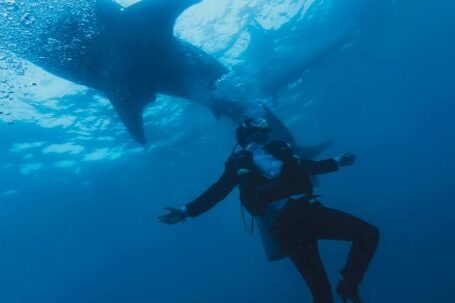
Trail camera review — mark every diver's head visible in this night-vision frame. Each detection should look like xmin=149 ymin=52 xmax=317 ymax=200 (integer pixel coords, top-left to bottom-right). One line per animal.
xmin=236 ymin=117 xmax=271 ymax=147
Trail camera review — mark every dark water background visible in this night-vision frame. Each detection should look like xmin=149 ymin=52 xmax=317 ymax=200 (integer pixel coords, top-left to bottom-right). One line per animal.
xmin=0 ymin=0 xmax=454 ymax=302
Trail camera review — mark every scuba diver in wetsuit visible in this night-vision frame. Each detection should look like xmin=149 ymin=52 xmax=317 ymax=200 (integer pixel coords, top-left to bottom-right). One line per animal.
xmin=159 ymin=117 xmax=379 ymax=303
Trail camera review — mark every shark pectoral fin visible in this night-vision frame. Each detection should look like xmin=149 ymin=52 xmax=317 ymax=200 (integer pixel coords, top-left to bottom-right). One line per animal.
xmin=125 ymin=0 xmax=201 ymax=34
xmin=107 ymin=91 xmax=155 ymax=145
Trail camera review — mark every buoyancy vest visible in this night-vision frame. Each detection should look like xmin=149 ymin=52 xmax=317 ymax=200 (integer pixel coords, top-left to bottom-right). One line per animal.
xmin=229 ymin=141 xmax=314 ymax=216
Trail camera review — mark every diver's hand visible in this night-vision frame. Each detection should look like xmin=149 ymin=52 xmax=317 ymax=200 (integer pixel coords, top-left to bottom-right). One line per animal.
xmin=335 ymin=152 xmax=356 ymax=167
xmin=158 ymin=207 xmax=187 ymax=224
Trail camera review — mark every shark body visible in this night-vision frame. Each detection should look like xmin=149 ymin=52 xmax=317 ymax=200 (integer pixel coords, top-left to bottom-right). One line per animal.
xmin=23 ymin=0 xmax=332 ymax=157
xmin=31 ymin=0 xmax=227 ymax=144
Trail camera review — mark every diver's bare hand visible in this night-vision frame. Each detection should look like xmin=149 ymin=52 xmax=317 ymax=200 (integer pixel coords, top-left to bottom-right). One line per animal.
xmin=158 ymin=207 xmax=187 ymax=224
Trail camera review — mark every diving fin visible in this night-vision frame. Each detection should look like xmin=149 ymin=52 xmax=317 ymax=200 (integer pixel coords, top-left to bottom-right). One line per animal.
xmin=296 ymin=139 xmax=335 ymax=159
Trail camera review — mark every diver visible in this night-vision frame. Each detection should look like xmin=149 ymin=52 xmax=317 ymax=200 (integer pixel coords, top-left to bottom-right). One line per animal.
xmin=159 ymin=117 xmax=379 ymax=303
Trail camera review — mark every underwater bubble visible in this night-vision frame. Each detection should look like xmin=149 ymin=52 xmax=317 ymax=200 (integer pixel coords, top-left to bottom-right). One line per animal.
xmin=6 ymin=42 xmax=17 ymax=51
xmin=20 ymin=12 xmax=30 ymax=21
xmin=20 ymin=12 xmax=35 ymax=26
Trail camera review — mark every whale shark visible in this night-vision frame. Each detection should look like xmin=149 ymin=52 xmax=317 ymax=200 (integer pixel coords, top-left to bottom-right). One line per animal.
xmin=18 ymin=0 xmax=333 ymax=157
xmin=29 ymin=0 xmax=228 ymax=144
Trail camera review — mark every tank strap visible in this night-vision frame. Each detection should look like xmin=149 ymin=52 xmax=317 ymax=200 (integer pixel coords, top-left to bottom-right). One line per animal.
xmin=241 ymin=202 xmax=255 ymax=236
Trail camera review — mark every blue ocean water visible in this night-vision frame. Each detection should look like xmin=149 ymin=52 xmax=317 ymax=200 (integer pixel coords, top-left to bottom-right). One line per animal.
xmin=0 ymin=0 xmax=454 ymax=302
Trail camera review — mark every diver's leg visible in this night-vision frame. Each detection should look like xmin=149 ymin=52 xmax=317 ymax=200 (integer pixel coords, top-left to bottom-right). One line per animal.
xmin=275 ymin=205 xmax=334 ymax=303
xmin=289 ymin=240 xmax=334 ymax=303
xmin=304 ymin=203 xmax=380 ymax=302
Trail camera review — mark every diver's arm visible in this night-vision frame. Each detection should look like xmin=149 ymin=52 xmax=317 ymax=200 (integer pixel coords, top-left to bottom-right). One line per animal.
xmin=304 ymin=159 xmax=339 ymax=175
xmin=185 ymin=163 xmax=238 ymax=217
xmin=305 ymin=152 xmax=356 ymax=175
xmin=158 ymin=159 xmax=237 ymax=224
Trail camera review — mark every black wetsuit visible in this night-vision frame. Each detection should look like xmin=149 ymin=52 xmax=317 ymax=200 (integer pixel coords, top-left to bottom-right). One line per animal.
xmin=186 ymin=142 xmax=379 ymax=303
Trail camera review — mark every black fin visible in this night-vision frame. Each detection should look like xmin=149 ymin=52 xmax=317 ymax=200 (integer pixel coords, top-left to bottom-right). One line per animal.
xmin=262 ymin=105 xmax=297 ymax=146
xmin=107 ymin=90 xmax=155 ymax=145
xmin=261 ymin=105 xmax=335 ymax=159
xmin=296 ymin=139 xmax=336 ymax=159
